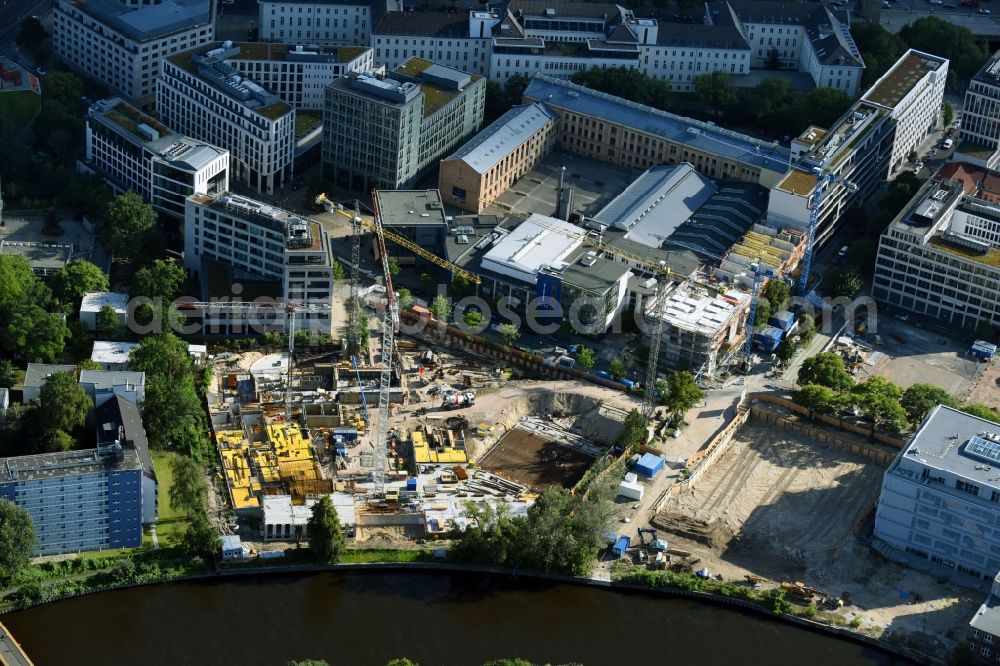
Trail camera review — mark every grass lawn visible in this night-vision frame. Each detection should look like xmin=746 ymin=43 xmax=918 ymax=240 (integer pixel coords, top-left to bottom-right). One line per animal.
xmin=294 ymin=109 xmax=323 ymax=135
xmin=0 ymin=90 xmax=40 ymax=127
xmin=152 ymin=451 xmax=190 ymax=547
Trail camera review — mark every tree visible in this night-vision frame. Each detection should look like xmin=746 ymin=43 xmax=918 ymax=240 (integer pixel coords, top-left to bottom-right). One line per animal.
xmin=40 ymin=72 xmax=84 ymax=109
xmin=169 ymin=455 xmax=206 ymax=515
xmin=798 ymin=313 xmax=816 ymax=343
xmin=0 ymin=499 xmax=35 ymax=582
xmin=396 ymin=288 xmax=413 ymax=310
xmin=900 ymin=17 xmax=988 ymax=80
xmin=0 ymin=304 xmax=69 ymax=362
xmin=356 ymin=312 xmax=370 ymax=350
xmin=765 ymin=46 xmax=781 ymax=70
xmin=901 ymin=383 xmax=957 ymax=424
xmin=943 ymin=101 xmax=955 ymax=128
xmin=849 ymin=377 xmax=905 ymax=432
xmin=775 ymin=338 xmax=797 ymax=364
xmin=664 ymin=371 xmax=703 ymax=421
xmin=107 ymin=192 xmax=157 ymax=258
xmin=38 ymin=371 xmax=90 ymax=436
xmin=50 ymin=259 xmax=109 ymax=306
xmin=798 ymin=88 xmax=852 ymax=130
xmin=618 ymin=409 xmax=649 ymax=451
xmin=852 ymin=22 xmax=906 ymax=89
xmin=977 ymin=319 xmax=994 ymax=341
xmin=430 ymin=295 xmax=452 ymax=322
xmin=462 ymin=309 xmax=484 ymax=330
xmin=130 ymin=333 xmax=193 ymax=382
xmin=288 ymin=661 xmax=331 ymax=666
xmin=144 ymin=376 xmax=206 ymax=451
xmin=751 ymin=298 xmax=772 ymax=331
xmin=693 ymin=71 xmax=736 ymax=116
xmin=331 ymin=260 xmax=345 ymax=281
xmin=0 ymin=359 xmax=16 ymax=388
xmin=130 ymin=259 xmax=186 ymax=302
xmin=962 ymin=403 xmax=1000 ymax=423
xmin=572 ymin=66 xmax=672 ymax=111
xmin=387 ymin=256 xmax=401 ymax=277
xmin=15 ymin=17 xmax=47 ymax=59
xmin=575 ymin=346 xmax=596 ymax=370
xmin=96 ymin=304 xmax=120 ymax=336
xmin=0 ymin=255 xmax=51 ymax=308
xmin=827 ymin=268 xmax=864 ymax=299
xmin=308 ymin=495 xmax=346 ymax=564
xmin=763 ymin=279 xmax=789 ymax=313
xmin=797 ymin=352 xmax=854 ymax=391
xmin=39 ymin=428 xmax=74 ymax=453
xmin=608 ymin=357 xmax=627 ymax=379
xmin=794 ymin=384 xmax=838 ymax=415
xmin=183 ymin=512 xmax=219 ymax=565
xmin=498 ymin=323 xmax=520 ymax=347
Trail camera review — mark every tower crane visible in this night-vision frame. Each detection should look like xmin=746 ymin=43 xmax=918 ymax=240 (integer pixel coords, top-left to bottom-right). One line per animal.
xmin=369 ymin=189 xmax=397 ymax=496
xmin=684 ymin=127 xmax=857 ymax=298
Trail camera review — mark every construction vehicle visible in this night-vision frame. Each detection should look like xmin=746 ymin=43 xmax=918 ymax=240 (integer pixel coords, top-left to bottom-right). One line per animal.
xmin=744 ymin=574 xmax=765 ymax=586
xmin=637 ymin=528 xmax=669 ymax=552
xmin=780 ymin=581 xmax=817 ymax=600
xmin=442 ymin=392 xmax=475 ymax=410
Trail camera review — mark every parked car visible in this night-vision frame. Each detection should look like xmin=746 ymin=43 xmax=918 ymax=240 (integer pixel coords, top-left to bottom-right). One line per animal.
xmin=981 ymin=7 xmax=991 ymax=12
xmin=942 ymin=138 xmax=954 ymax=149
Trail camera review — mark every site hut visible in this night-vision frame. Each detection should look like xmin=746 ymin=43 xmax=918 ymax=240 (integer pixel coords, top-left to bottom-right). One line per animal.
xmin=79 ymin=369 xmax=146 ymax=407
xmin=52 ymin=0 xmax=215 ymax=108
xmin=874 ymin=405 xmax=1000 ymax=588
xmin=871 ymin=175 xmax=1000 ymax=330
xmin=261 ymin=493 xmax=357 ymax=540
xmin=768 ymin=49 xmax=948 ymax=250
xmin=322 ymin=58 xmax=485 ymax=192
xmin=0 ymin=396 xmax=156 ymax=555
xmin=438 ymin=102 xmax=559 ymax=213
xmin=521 ymin=75 xmax=792 ymax=188
xmin=20 ymin=363 xmax=78 ymax=404
xmin=258 ymin=0 xmax=390 ymax=46
xmin=203 ymin=42 xmax=374 ymax=111
xmin=969 ymin=571 xmax=1000 ymax=661
xmin=83 ymin=97 xmax=230 ymax=219
xmin=91 ymin=340 xmax=141 ymax=372
xmin=159 ymin=42 xmax=296 ymax=195
xmin=454 ymin=213 xmax=632 ymax=333
xmin=957 ymin=49 xmax=1000 ymax=169
xmin=184 ymin=192 xmax=335 ymax=334
xmin=79 ymin=291 xmax=129 ymax=332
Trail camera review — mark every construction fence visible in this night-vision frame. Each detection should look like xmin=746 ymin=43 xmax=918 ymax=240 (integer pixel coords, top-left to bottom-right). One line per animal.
xmin=749 ymin=393 xmax=908 ymax=450
xmin=749 ymin=405 xmax=897 ymax=467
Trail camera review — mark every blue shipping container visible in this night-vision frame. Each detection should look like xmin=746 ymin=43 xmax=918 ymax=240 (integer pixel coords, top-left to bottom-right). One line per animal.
xmin=755 ymin=326 xmax=784 ymax=353
xmin=406 ymin=477 xmax=418 ymax=491
xmin=769 ymin=310 xmax=795 ymax=332
xmin=621 ymin=378 xmax=636 ymax=390
xmin=636 ymin=453 xmax=665 ymax=478
xmin=333 ymin=428 xmax=359 ymax=441
xmin=595 ymin=370 xmax=612 ymax=380
xmin=612 ymin=535 xmax=631 ymax=558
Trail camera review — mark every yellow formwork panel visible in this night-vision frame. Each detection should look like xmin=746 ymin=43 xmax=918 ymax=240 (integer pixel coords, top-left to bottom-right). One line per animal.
xmin=278 ymin=459 xmax=320 ymax=481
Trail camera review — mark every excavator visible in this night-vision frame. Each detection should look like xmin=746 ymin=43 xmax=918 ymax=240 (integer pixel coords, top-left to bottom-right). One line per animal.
xmin=637 ymin=528 xmax=669 ymax=552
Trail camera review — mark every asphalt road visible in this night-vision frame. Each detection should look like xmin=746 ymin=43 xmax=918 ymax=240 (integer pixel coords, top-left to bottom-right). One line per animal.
xmin=0 ymin=0 xmax=49 ymax=51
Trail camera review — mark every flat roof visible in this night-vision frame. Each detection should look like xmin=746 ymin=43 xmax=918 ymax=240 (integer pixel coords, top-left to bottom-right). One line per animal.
xmin=168 ymin=45 xmax=292 ymax=118
xmin=443 ymin=103 xmax=557 ymax=175
xmin=524 ymin=76 xmax=790 ymax=172
xmin=889 ymin=178 xmax=965 ymax=232
xmin=80 ymin=291 xmax=127 ymax=314
xmin=66 ymin=0 xmax=211 ymax=43
xmin=79 ymin=370 xmax=145 ymax=389
xmin=973 ymin=49 xmax=1000 ymax=85
xmin=656 ymin=281 xmax=750 ymax=337
xmin=376 ymin=189 xmax=448 ymax=227
xmin=891 ymin=404 xmax=1000 ymax=491
xmin=0 ymin=239 xmax=71 ymax=272
xmin=23 ymin=364 xmax=76 ymax=388
xmin=92 ymin=340 xmax=140 ymax=365
xmin=2 ymin=446 xmax=143 ymax=482
xmin=481 ymin=214 xmax=584 ymax=285
xmin=551 ymin=248 xmax=631 ymax=295
xmin=191 ymin=193 xmax=323 ymax=251
xmin=863 ymin=49 xmax=946 ymax=109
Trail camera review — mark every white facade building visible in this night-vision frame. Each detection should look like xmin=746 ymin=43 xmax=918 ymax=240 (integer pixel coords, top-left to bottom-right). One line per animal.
xmin=79 ymin=370 xmax=146 ymax=407
xmin=215 ymin=42 xmax=374 ymax=110
xmin=158 ymin=42 xmax=295 ymax=195
xmin=184 ymin=192 xmax=335 ymax=333
xmin=91 ymin=341 xmax=141 ymax=371
xmin=958 ymin=50 xmax=1000 ymax=167
xmin=53 ymin=0 xmax=214 ymax=108
xmin=84 ymin=97 xmax=229 ymax=218
xmin=259 ymin=0 xmax=395 ymax=45
xmin=875 ymin=405 xmax=1000 ymax=586
xmin=79 ymin=291 xmax=129 ymax=331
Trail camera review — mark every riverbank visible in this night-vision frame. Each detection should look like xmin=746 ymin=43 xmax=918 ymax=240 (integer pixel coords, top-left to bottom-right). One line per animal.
xmin=0 ymin=554 xmax=928 ymax=665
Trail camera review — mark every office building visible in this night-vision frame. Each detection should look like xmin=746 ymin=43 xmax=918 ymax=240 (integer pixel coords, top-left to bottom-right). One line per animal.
xmin=375 ymin=189 xmax=449 ymax=262
xmin=159 ymin=42 xmax=295 ymax=195
xmin=259 ymin=0 xmax=394 ymax=46
xmin=874 ymin=405 xmax=1000 ymax=586
xmin=322 ymin=58 xmax=485 ymax=191
xmin=84 ymin=97 xmax=229 ymax=218
xmin=767 ymin=49 xmax=947 ymax=249
xmin=969 ymin=572 xmax=1000 ymax=663
xmin=957 ymin=50 xmax=1000 ymax=169
xmin=438 ymin=102 xmax=557 ymax=212
xmin=53 ymin=0 xmax=214 ymax=107
xmin=204 ymin=42 xmax=374 ymax=110
xmin=522 ymin=75 xmax=791 ymax=187
xmin=0 ymin=395 xmax=156 ymax=555
xmin=372 ymin=10 xmax=494 ymax=77
xmin=184 ymin=193 xmax=335 ymax=333
xmin=871 ymin=174 xmax=1000 ymax=330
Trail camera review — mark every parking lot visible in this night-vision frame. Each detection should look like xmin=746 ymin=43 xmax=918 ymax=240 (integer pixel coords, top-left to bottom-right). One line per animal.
xmin=488 ymin=151 xmax=637 ymax=220
xmin=866 ymin=317 xmax=980 ymax=395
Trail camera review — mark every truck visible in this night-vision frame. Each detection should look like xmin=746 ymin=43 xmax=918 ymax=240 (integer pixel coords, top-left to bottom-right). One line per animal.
xmin=442 ymin=392 xmax=475 ymax=410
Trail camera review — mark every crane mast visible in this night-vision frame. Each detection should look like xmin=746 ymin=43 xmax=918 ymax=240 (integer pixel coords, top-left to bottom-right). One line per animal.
xmin=369 ymin=190 xmax=397 ymax=496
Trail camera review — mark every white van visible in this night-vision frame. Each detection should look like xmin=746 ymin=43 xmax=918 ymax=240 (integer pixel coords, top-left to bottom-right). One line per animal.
xmin=942 ymin=138 xmax=954 ymax=150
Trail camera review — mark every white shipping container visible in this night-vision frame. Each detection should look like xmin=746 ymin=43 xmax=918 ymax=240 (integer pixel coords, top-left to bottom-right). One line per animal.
xmin=618 ymin=480 xmax=644 ymax=501
xmin=624 ymin=472 xmax=638 ymax=484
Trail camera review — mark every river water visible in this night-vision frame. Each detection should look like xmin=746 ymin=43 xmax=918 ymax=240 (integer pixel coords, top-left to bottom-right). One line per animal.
xmin=4 ymin=571 xmax=912 ymax=666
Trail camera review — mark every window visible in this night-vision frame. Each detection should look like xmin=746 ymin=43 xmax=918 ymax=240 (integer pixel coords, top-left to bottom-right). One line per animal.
xmin=957 ymin=480 xmax=981 ymax=496
xmin=989 ymin=635 xmax=996 ymax=645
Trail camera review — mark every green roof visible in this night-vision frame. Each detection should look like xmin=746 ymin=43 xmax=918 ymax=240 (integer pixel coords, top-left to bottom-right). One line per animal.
xmin=395 ymin=57 xmax=434 ymax=78
xmin=167 ymin=50 xmax=197 ymax=74
xmin=257 ymin=102 xmax=292 ymax=120
xmin=420 ymin=84 xmax=458 ymax=117
xmin=929 ymin=236 xmax=1000 ymax=268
